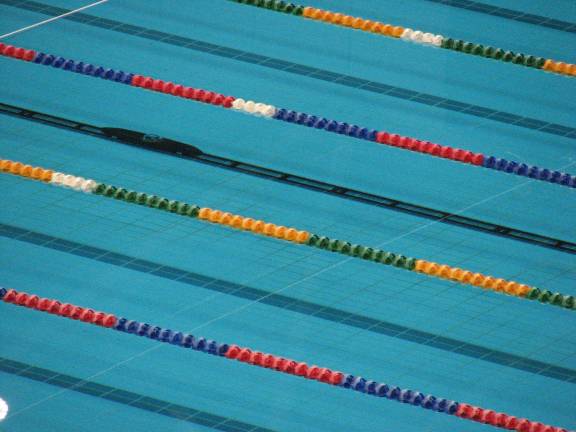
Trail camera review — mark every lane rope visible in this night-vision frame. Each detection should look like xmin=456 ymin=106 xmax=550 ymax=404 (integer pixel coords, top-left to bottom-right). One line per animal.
xmin=1 ymin=157 xmax=573 ymax=311
xmin=225 ymin=0 xmax=576 ymax=78
xmin=0 ymin=287 xmax=572 ymax=432
xmin=0 ymin=44 xmax=574 ymax=189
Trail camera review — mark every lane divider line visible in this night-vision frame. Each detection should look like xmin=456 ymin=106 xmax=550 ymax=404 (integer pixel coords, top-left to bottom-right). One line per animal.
xmin=1 ymin=158 xmax=573 ymax=311
xmin=225 ymin=0 xmax=576 ymax=78
xmin=1 ymin=287 xmax=573 ymax=432
xmin=0 ymin=44 xmax=574 ymax=189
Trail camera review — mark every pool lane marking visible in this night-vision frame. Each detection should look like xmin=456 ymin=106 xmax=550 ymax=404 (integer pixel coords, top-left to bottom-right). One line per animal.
xmin=1 ymin=44 xmax=575 ymax=190
xmin=0 ymin=101 xmax=573 ymax=253
xmin=1 ymin=287 xmax=573 ymax=432
xmin=2 ymin=222 xmax=575 ymax=384
xmin=2 ymin=0 xmax=575 ymax=141
xmin=0 ymin=358 xmax=277 ymax=431
xmin=423 ymin=0 xmax=576 ymax=34
xmin=0 ymin=0 xmax=108 ymax=40
xmin=225 ymin=0 xmax=576 ymax=78
xmin=0 ymin=357 xmax=277 ymax=430
xmin=1 ymin=157 xmax=574 ymax=311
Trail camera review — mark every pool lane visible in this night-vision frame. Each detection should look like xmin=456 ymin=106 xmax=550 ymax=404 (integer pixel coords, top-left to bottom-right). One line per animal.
xmin=2 ymin=239 xmax=575 ymax=431
xmin=0 ymin=362 xmax=236 ymax=432
xmin=2 ymin=101 xmax=572 ymax=253
xmin=428 ymin=0 xmax=576 ymax=29
xmin=2 ymin=222 xmax=575 ymax=382
xmin=0 ymin=372 xmax=227 ymax=432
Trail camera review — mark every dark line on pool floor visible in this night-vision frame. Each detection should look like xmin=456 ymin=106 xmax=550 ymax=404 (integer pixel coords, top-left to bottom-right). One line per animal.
xmin=1 ymin=222 xmax=575 ymax=385
xmin=3 ymin=0 xmax=576 ymax=141
xmin=424 ymin=0 xmax=576 ymax=34
xmin=0 ymin=357 xmax=275 ymax=432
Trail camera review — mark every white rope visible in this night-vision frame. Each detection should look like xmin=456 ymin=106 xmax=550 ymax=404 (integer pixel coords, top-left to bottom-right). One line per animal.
xmin=0 ymin=0 xmax=109 ymax=40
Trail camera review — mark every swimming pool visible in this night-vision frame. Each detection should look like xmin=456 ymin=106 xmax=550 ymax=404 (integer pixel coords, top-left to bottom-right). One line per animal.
xmin=0 ymin=0 xmax=575 ymax=430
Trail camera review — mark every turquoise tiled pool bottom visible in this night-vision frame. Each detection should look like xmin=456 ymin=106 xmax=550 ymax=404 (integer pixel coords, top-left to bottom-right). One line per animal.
xmin=0 ymin=0 xmax=575 ymax=431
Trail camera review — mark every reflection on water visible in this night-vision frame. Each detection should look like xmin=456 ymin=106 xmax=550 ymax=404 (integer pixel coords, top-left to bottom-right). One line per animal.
xmin=0 ymin=397 xmax=8 ymax=421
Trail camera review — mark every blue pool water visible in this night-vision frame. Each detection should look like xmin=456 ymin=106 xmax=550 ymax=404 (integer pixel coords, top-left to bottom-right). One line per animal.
xmin=0 ymin=1 xmax=575 ymax=431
